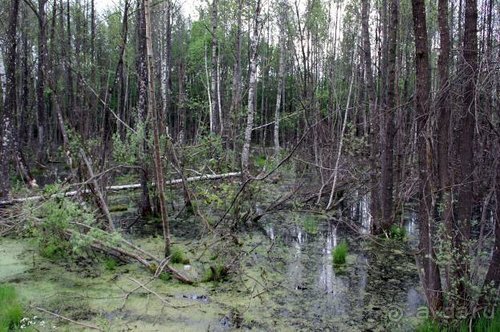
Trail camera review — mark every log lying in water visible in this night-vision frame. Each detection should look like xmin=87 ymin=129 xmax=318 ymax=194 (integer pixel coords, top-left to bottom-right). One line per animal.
xmin=0 ymin=172 xmax=241 ymax=207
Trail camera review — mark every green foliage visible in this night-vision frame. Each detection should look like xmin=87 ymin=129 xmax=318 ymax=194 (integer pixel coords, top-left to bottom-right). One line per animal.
xmin=332 ymin=240 xmax=348 ymax=265
xmin=184 ymin=134 xmax=230 ymax=173
xmin=159 ymin=272 xmax=172 ymax=282
xmin=253 ymin=154 xmax=267 ymax=169
xmin=389 ymin=224 xmax=406 ymax=241
xmin=202 ymin=264 xmax=228 ymax=283
xmin=103 ymin=258 xmax=119 ymax=271
xmin=40 ymin=241 xmax=67 ymax=260
xmin=24 ymin=189 xmax=105 ymax=260
xmin=0 ymin=285 xmax=23 ymax=332
xmin=303 ymin=215 xmax=319 ymax=235
xmin=112 ymin=122 xmax=147 ymax=165
xmin=170 ymin=246 xmax=190 ymax=265
xmin=417 ymin=310 xmax=500 ymax=332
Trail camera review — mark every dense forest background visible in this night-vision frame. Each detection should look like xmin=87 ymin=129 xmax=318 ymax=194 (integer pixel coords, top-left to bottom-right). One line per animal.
xmin=0 ymin=0 xmax=499 ymax=327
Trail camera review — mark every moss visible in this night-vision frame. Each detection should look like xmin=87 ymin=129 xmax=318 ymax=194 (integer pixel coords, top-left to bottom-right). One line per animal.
xmin=0 ymin=285 xmax=24 ymax=332
xmin=332 ymin=240 xmax=348 ymax=265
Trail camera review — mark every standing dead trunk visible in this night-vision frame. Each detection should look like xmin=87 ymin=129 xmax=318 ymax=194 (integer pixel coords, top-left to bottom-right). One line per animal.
xmin=136 ymin=0 xmax=153 ymax=217
xmin=411 ymin=0 xmax=443 ymax=315
xmin=241 ymin=0 xmax=262 ymax=177
xmin=143 ymin=0 xmax=171 ymax=257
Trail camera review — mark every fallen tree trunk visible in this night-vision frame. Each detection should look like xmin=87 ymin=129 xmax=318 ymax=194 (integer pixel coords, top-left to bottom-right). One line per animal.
xmin=64 ymin=227 xmax=193 ymax=285
xmin=0 ymin=172 xmax=241 ymax=207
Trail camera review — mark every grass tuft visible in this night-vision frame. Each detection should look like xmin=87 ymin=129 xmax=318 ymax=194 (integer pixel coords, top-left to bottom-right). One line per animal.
xmin=389 ymin=224 xmax=406 ymax=241
xmin=332 ymin=240 xmax=348 ymax=265
xmin=0 ymin=285 xmax=23 ymax=332
xmin=170 ymin=246 xmax=190 ymax=264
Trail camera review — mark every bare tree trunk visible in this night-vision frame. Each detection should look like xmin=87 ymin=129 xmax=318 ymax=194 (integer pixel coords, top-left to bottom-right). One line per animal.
xmin=0 ymin=0 xmax=20 ymax=199
xmin=228 ymin=0 xmax=243 ymax=148
xmin=453 ymin=0 xmax=478 ymax=305
xmin=437 ymin=0 xmax=453 ymax=293
xmin=241 ymin=0 xmax=262 ymax=177
xmin=117 ymin=0 xmax=130 ymax=139
xmin=210 ymin=0 xmax=221 ymax=135
xmin=144 ymin=0 xmax=171 ymax=257
xmin=411 ymin=0 xmax=443 ymax=315
xmin=136 ymin=0 xmax=153 ymax=217
xmin=161 ymin=0 xmax=172 ymax=134
xmin=274 ymin=0 xmax=288 ymax=157
xmin=482 ymin=139 xmax=500 ymax=301
xmin=99 ymin=0 xmax=130 ymax=170
xmin=36 ymin=0 xmax=48 ymax=162
xmin=362 ymin=0 xmax=380 ymax=233
xmin=378 ymin=0 xmax=398 ymax=233
xmin=177 ymin=61 xmax=186 ymax=144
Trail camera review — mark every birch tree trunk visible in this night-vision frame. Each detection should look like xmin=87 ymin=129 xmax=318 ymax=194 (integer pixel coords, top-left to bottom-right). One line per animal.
xmin=161 ymin=0 xmax=172 ymax=134
xmin=362 ymin=0 xmax=380 ymax=232
xmin=210 ymin=0 xmax=221 ymax=135
xmin=274 ymin=0 xmax=288 ymax=157
xmin=241 ymin=0 xmax=262 ymax=177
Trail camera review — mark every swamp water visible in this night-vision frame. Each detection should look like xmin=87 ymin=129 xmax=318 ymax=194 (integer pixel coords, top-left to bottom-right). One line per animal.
xmin=0 ymin=194 xmax=425 ymax=331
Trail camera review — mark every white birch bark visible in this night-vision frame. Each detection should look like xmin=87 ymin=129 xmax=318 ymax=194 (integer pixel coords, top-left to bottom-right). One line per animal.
xmin=241 ymin=0 xmax=262 ymax=176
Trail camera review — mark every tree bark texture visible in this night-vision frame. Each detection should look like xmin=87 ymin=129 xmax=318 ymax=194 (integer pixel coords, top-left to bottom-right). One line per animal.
xmin=411 ymin=0 xmax=443 ymax=314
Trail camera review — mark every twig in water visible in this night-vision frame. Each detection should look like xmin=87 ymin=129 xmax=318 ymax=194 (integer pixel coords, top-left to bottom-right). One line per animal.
xmin=31 ymin=306 xmax=104 ymax=331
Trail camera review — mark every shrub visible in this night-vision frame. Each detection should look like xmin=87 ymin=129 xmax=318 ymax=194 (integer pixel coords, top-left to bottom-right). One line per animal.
xmin=389 ymin=224 xmax=406 ymax=241
xmin=332 ymin=240 xmax=348 ymax=265
xmin=0 ymin=285 xmax=23 ymax=332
